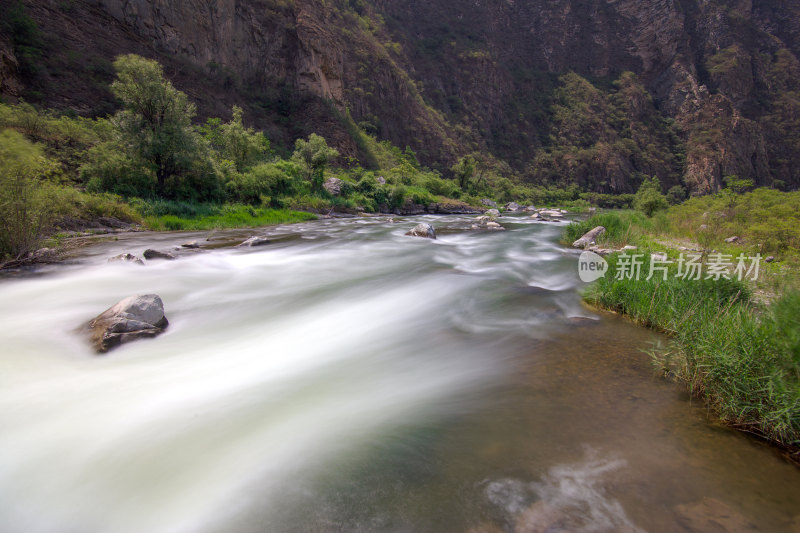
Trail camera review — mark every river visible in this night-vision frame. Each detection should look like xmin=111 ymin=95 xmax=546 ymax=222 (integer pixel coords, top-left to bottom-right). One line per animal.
xmin=0 ymin=214 xmax=798 ymax=532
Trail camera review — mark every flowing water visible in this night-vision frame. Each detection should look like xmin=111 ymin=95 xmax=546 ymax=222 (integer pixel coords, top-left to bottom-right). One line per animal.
xmin=0 ymin=214 xmax=798 ymax=533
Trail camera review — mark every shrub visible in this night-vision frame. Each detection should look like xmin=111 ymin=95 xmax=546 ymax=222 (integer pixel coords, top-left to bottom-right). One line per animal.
xmin=226 ymin=161 xmax=301 ymax=205
xmin=634 ymin=176 xmax=669 ymax=216
xmin=0 ymin=130 xmax=57 ymax=258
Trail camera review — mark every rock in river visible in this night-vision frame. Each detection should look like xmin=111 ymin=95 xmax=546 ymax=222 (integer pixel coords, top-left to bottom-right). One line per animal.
xmin=85 ymin=294 xmax=169 ymax=353
xmin=143 ymin=249 xmax=176 ymax=261
xmin=405 ymin=223 xmax=436 ymax=239
xmin=239 ymin=236 xmax=272 ymax=247
xmin=108 ymin=253 xmax=144 ymax=265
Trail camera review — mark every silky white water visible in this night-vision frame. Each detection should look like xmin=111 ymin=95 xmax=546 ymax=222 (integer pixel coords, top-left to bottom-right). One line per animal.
xmin=1 ymin=215 xmax=798 ymax=532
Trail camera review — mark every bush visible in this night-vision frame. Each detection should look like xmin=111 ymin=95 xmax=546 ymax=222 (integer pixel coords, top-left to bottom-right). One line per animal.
xmin=634 ymin=176 xmax=669 ymax=216
xmin=83 ymin=143 xmax=155 ymax=198
xmin=0 ymin=130 xmax=57 ymax=258
xmin=226 ymin=161 xmax=301 ymax=205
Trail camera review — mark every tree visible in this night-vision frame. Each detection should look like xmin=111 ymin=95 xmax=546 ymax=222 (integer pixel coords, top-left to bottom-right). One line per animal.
xmin=634 ymin=176 xmax=669 ymax=216
xmin=666 ymin=185 xmax=687 ymax=205
xmin=110 ymin=54 xmax=206 ymax=195
xmin=201 ymin=106 xmax=270 ymax=172
xmin=451 ymin=155 xmax=476 ymax=191
xmin=0 ymin=130 xmax=55 ymax=259
xmin=291 ymin=133 xmax=338 ymax=192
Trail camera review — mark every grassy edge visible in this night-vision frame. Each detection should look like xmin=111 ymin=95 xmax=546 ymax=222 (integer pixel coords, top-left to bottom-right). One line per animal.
xmin=566 ymin=214 xmax=800 ymax=464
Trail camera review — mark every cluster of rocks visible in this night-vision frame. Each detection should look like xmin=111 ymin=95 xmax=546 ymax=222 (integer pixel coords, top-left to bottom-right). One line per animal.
xmin=531 ymin=209 xmax=566 ymax=222
xmin=471 ymin=210 xmax=505 ymax=231
xmin=108 ymin=232 xmax=279 ymax=265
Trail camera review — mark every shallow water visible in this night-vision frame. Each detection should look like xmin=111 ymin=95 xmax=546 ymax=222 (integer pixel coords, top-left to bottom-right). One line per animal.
xmin=0 ymin=214 xmax=798 ymax=533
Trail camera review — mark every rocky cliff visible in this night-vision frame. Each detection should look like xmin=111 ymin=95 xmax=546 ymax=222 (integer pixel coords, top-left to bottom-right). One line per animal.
xmin=1 ymin=0 xmax=799 ymax=194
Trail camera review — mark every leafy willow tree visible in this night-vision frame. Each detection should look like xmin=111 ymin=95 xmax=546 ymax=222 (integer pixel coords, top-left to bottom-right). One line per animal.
xmin=83 ymin=54 xmax=221 ymax=200
xmin=634 ymin=176 xmax=669 ymax=217
xmin=200 ymin=106 xmax=270 ymax=172
xmin=0 ymin=130 xmax=56 ymax=258
xmin=291 ymin=133 xmax=339 ymax=192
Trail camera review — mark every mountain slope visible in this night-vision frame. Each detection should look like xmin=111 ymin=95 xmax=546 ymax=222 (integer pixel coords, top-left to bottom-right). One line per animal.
xmin=1 ymin=0 xmax=799 ymax=194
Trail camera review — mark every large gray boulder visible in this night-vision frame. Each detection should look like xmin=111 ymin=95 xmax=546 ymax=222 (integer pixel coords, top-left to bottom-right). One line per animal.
xmin=572 ymin=226 xmax=606 ymax=248
xmin=481 ymin=198 xmax=498 ymax=208
xmin=85 ymin=294 xmax=169 ymax=353
xmin=504 ymin=202 xmax=521 ymax=212
xmin=405 ymin=223 xmax=436 ymax=239
xmin=485 ymin=209 xmax=500 ymax=219
xmin=323 ymin=177 xmax=344 ymax=196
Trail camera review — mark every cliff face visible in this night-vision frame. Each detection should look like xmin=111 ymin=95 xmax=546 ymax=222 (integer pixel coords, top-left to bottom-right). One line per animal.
xmin=2 ymin=0 xmax=799 ymax=194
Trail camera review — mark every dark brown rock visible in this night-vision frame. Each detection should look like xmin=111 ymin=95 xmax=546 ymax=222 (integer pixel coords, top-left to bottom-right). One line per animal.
xmin=143 ymin=249 xmax=176 ymax=260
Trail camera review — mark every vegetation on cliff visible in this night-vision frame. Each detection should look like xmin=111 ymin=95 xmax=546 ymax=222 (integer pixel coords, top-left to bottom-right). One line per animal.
xmin=3 ymin=0 xmax=799 ymax=197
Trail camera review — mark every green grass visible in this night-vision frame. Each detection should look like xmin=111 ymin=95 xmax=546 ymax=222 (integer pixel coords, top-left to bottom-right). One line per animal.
xmin=669 ymin=188 xmax=800 ymax=258
xmin=140 ymin=204 xmax=316 ymax=231
xmin=562 ymin=210 xmax=660 ymax=248
xmin=584 ymin=251 xmax=800 ymax=458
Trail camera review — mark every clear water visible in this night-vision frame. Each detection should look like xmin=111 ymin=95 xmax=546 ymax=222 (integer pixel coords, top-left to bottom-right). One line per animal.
xmin=0 ymin=215 xmax=798 ymax=532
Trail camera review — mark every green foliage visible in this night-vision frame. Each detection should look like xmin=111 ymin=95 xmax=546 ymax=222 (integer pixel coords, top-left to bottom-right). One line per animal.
xmin=762 ymin=49 xmax=800 ymax=188
xmin=82 ymin=142 xmax=154 ymax=197
xmin=200 ymin=106 xmax=271 ymax=171
xmin=527 ymin=72 xmax=683 ymax=194
xmin=225 ymin=161 xmax=302 ymax=205
xmin=563 ymin=211 xmax=653 ymax=248
xmin=0 ymin=1 xmax=44 ymax=79
xmin=585 ymin=254 xmax=799 ymax=448
xmin=666 ymin=185 xmax=687 ymax=205
xmin=634 ymin=176 xmax=669 ymax=217
xmin=291 ymin=133 xmax=339 ymax=191
xmin=0 ymin=130 xmax=56 ymax=258
xmin=107 ymin=54 xmax=218 ymax=198
xmin=669 ymin=188 xmax=800 ymax=255
xmin=451 ymin=155 xmax=476 ymax=191
xmin=140 ymin=205 xmax=316 ymax=231
xmin=580 ymin=192 xmax=635 ymax=209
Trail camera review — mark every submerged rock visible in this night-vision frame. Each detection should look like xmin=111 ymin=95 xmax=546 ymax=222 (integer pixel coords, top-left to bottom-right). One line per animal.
xmin=143 ymin=249 xmax=176 ymax=261
xmin=181 ymin=241 xmax=200 ymax=249
xmin=85 ymin=294 xmax=169 ymax=353
xmin=405 ymin=223 xmax=436 ymax=239
xmin=239 ymin=236 xmax=272 ymax=247
xmin=485 ymin=221 xmax=505 ymax=231
xmin=572 ymin=226 xmax=606 ymax=249
xmin=108 ymin=253 xmax=144 ymax=265
xmin=675 ymin=498 xmax=759 ymax=533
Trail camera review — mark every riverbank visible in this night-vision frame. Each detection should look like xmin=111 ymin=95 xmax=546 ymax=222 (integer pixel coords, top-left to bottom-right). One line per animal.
xmin=565 ymin=199 xmax=800 ymax=463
